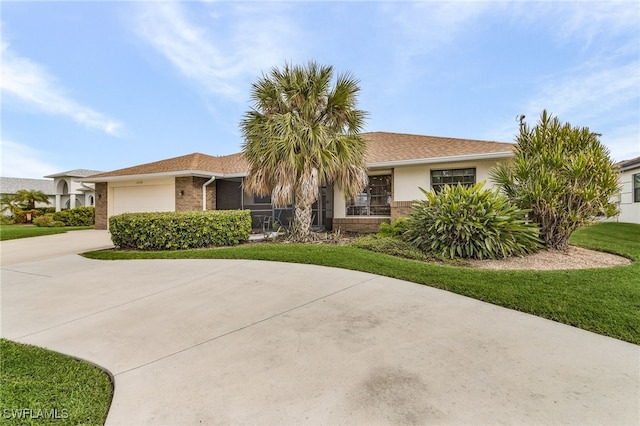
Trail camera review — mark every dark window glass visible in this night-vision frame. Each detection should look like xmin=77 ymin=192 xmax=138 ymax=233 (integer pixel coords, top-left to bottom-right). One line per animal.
xmin=254 ymin=194 xmax=271 ymax=204
xmin=346 ymin=175 xmax=391 ymax=216
xmin=634 ymin=173 xmax=640 ymax=203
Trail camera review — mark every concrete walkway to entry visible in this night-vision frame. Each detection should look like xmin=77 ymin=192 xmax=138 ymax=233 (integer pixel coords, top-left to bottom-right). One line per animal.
xmin=1 ymin=230 xmax=638 ymax=425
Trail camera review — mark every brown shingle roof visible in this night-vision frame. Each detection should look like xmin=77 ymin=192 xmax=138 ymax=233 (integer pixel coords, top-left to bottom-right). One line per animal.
xmin=362 ymin=132 xmax=514 ymax=164
xmin=88 ymin=153 xmax=227 ymax=178
xmin=88 ymin=132 xmax=514 ymax=179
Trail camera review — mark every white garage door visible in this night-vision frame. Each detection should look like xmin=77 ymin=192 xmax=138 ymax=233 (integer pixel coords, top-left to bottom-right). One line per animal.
xmin=113 ymin=185 xmax=174 ymax=215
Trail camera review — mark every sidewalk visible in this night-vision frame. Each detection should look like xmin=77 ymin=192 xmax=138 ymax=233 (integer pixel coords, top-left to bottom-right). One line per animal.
xmin=0 ymin=229 xmax=114 ymax=266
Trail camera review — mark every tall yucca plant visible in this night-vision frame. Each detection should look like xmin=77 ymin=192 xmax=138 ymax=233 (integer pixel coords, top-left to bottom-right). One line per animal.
xmin=240 ymin=62 xmax=368 ymax=241
xmin=490 ymin=110 xmax=619 ymax=250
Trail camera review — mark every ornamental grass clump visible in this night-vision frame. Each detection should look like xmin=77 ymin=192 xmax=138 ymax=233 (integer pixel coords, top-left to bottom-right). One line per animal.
xmin=406 ymin=183 xmax=542 ymax=260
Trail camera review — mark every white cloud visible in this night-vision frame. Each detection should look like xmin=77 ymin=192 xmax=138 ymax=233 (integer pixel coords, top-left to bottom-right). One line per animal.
xmin=133 ymin=2 xmax=300 ymax=100
xmin=502 ymin=2 xmax=640 ymax=162
xmin=0 ymin=40 xmax=124 ymax=136
xmin=369 ymin=2 xmax=492 ymax=97
xmin=0 ymin=139 xmax=62 ymax=178
xmin=382 ymin=1 xmax=491 ymax=49
xmin=525 ymin=60 xmax=640 ymax=122
xmin=551 ymin=2 xmax=639 ymax=46
xmin=599 ymin=125 xmax=640 ymax=163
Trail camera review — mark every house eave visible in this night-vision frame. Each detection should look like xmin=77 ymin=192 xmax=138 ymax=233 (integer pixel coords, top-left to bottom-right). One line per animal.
xmin=81 ymin=170 xmax=223 ymax=183
xmin=619 ymin=163 xmax=640 ymax=172
xmin=367 ymin=151 xmax=513 ymax=169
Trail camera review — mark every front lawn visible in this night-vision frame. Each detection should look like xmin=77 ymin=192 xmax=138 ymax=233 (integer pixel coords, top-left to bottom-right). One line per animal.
xmin=0 ymin=338 xmax=113 ymax=425
xmin=0 ymin=225 xmax=93 ymax=241
xmin=84 ymin=222 xmax=640 ymax=345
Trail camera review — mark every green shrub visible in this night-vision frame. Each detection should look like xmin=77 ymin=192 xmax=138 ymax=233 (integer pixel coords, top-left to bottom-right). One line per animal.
xmin=377 ymin=217 xmax=409 ymax=238
xmin=352 ymin=235 xmax=428 ymax=261
xmin=35 ymin=207 xmax=56 ymax=215
xmin=406 ymin=183 xmax=542 ymax=260
xmin=33 ymin=214 xmax=65 ymax=227
xmin=12 ymin=209 xmax=43 ymax=224
xmin=0 ymin=215 xmax=14 ymax=225
xmin=109 ymin=210 xmax=252 ymax=250
xmin=54 ymin=207 xmax=95 ymax=226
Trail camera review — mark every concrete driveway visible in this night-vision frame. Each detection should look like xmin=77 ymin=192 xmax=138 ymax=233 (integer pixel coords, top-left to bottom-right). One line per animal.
xmin=1 ymin=230 xmax=638 ymax=425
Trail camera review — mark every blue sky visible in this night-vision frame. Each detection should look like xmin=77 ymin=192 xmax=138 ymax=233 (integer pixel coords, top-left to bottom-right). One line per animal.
xmin=1 ymin=1 xmax=638 ymax=178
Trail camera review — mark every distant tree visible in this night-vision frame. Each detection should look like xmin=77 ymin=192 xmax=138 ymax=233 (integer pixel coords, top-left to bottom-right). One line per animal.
xmin=12 ymin=190 xmax=51 ymax=210
xmin=241 ymin=61 xmax=368 ymax=241
xmin=490 ymin=110 xmax=619 ymax=250
xmin=0 ymin=194 xmax=19 ymax=215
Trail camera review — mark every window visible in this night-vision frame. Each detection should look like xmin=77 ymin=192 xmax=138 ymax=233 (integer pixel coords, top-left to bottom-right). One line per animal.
xmin=254 ymin=194 xmax=271 ymax=204
xmin=347 ymin=175 xmax=391 ymax=216
xmin=634 ymin=173 xmax=640 ymax=203
xmin=431 ymin=168 xmax=476 ymax=193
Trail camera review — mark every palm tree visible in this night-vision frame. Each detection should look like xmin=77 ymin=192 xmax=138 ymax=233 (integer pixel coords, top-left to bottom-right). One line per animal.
xmin=241 ymin=62 xmax=368 ymax=241
xmin=0 ymin=194 xmax=19 ymax=215
xmin=13 ymin=189 xmax=51 ymax=210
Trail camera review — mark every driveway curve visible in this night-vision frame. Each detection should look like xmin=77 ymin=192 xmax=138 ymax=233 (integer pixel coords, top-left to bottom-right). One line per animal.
xmin=1 ymin=230 xmax=638 ymax=425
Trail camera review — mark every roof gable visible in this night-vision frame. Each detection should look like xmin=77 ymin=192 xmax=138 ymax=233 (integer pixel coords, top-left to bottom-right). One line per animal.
xmin=88 ymin=153 xmax=231 ymax=179
xmin=44 ymin=169 xmax=104 ymax=178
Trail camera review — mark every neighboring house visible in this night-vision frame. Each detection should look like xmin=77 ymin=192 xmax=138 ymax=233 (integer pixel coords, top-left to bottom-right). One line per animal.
xmin=610 ymin=157 xmax=640 ymax=224
xmin=0 ymin=177 xmax=55 ymax=213
xmin=83 ymin=132 xmax=515 ymax=232
xmin=43 ymin=169 xmax=104 ymax=211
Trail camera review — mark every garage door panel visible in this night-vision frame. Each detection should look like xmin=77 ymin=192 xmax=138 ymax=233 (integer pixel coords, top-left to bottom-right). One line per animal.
xmin=113 ymin=185 xmax=174 ymax=215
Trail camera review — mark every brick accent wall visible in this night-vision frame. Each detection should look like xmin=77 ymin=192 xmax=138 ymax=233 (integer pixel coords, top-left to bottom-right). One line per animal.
xmin=391 ymin=201 xmax=413 ymax=220
xmin=94 ymin=182 xmax=108 ymax=230
xmin=175 ymin=177 xmax=216 ymax=211
xmin=332 ymin=217 xmax=390 ymax=234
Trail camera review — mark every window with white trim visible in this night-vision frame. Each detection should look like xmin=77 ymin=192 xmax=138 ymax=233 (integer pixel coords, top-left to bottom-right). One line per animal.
xmin=431 ymin=168 xmax=476 ymax=193
xmin=634 ymin=173 xmax=640 ymax=203
xmin=346 ymin=175 xmax=391 ymax=216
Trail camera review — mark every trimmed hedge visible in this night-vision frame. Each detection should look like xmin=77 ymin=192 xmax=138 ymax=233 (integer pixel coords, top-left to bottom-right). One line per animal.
xmin=54 ymin=207 xmax=95 ymax=226
xmin=109 ymin=210 xmax=252 ymax=250
xmin=33 ymin=214 xmax=65 ymax=227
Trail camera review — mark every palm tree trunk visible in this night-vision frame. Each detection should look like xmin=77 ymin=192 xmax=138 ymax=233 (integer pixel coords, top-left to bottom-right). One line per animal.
xmin=292 ymin=200 xmax=314 ymax=241
xmin=289 ymin=167 xmax=318 ymax=242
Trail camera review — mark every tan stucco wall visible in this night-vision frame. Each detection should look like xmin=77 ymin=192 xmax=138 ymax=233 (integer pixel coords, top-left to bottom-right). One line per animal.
xmin=609 ymin=167 xmax=640 ymax=224
xmin=393 ymin=159 xmax=507 ymax=202
xmin=333 ymin=159 xmax=509 ymax=221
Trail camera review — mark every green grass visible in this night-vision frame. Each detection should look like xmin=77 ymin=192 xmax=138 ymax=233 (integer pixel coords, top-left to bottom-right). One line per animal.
xmin=0 ymin=225 xmax=93 ymax=241
xmin=0 ymin=338 xmax=113 ymax=425
xmin=83 ymin=222 xmax=640 ymax=345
